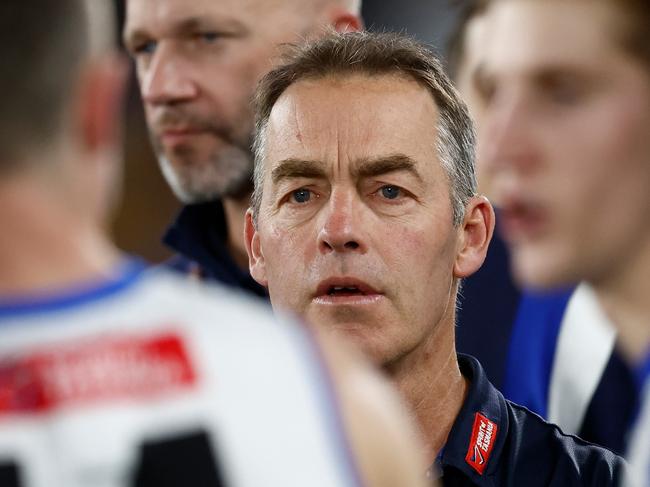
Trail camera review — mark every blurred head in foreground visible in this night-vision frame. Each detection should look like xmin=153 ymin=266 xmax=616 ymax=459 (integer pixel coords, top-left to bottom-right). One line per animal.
xmin=0 ymin=0 xmax=127 ymax=290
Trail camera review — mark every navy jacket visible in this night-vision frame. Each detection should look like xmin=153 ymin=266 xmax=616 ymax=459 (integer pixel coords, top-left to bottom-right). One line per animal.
xmin=436 ymin=355 xmax=625 ymax=486
xmin=163 ymin=201 xmax=267 ymax=298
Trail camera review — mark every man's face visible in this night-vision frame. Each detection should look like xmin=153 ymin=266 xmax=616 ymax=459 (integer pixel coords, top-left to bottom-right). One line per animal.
xmin=478 ymin=0 xmax=650 ymax=289
xmin=124 ymin=0 xmax=319 ymax=202
xmin=248 ymin=75 xmax=463 ymax=366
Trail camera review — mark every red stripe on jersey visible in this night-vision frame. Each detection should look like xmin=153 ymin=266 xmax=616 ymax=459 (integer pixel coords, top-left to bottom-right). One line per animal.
xmin=0 ymin=332 xmax=197 ymax=414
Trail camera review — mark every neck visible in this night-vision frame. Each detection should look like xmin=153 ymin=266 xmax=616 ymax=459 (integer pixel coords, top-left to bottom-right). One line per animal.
xmin=0 ymin=178 xmax=121 ymax=296
xmin=222 ymin=195 xmax=252 ymax=269
xmin=593 ymin=237 xmax=650 ymax=364
xmin=384 ymin=313 xmax=467 ymax=466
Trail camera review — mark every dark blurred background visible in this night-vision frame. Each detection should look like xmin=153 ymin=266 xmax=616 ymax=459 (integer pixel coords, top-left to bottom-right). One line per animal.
xmin=112 ymin=0 xmax=463 ymax=262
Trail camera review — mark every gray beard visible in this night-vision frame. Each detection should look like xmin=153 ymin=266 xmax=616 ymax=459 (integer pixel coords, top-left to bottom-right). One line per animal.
xmin=156 ymin=141 xmax=254 ymax=204
xmin=148 ymin=105 xmax=255 ymax=203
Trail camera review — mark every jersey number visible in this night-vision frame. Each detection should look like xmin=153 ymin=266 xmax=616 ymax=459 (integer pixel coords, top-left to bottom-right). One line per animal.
xmin=0 ymin=430 xmax=226 ymax=487
xmin=0 ymin=462 xmax=21 ymax=487
xmin=132 ymin=429 xmax=226 ymax=487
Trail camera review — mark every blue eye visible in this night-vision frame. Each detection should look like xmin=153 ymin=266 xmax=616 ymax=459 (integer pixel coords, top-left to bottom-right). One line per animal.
xmin=291 ymin=188 xmax=311 ymax=203
xmin=380 ymin=186 xmax=401 ymax=199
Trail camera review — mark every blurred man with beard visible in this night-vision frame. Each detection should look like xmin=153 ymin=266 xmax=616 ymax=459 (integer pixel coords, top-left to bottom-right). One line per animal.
xmin=123 ymin=0 xmax=362 ymax=295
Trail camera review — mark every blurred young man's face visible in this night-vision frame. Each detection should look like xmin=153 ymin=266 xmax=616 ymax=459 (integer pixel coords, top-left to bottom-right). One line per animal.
xmin=477 ymin=0 xmax=650 ymax=289
xmin=124 ymin=0 xmax=341 ymax=203
xmin=247 ymin=75 xmax=465 ymax=366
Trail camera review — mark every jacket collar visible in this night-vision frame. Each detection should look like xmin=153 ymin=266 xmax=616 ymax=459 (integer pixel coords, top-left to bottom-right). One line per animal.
xmin=163 ymin=201 xmax=266 ymax=296
xmin=439 ymin=354 xmax=510 ymax=486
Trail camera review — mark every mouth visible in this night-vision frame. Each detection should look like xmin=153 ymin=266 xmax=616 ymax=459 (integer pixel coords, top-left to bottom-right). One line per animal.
xmin=159 ymin=127 xmax=210 ymax=147
xmin=499 ymin=198 xmax=548 ymax=242
xmin=313 ymin=278 xmax=383 ymax=305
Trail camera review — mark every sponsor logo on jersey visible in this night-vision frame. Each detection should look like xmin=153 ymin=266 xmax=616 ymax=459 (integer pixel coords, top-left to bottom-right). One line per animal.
xmin=0 ymin=331 xmax=196 ymax=415
xmin=465 ymin=412 xmax=498 ymax=475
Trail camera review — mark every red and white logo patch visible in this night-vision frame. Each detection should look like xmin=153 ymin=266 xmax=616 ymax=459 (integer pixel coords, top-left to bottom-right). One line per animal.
xmin=465 ymin=412 xmax=498 ymax=475
xmin=0 ymin=331 xmax=197 ymax=415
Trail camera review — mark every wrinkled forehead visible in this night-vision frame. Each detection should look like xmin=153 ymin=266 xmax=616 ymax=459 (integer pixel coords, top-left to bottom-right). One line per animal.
xmin=125 ymin=0 xmax=310 ymax=35
xmin=263 ymin=73 xmax=440 ymax=171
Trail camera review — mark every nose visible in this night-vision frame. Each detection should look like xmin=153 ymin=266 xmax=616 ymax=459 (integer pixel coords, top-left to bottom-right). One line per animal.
xmin=140 ymin=44 xmax=198 ymax=105
xmin=479 ymin=92 xmax=540 ymax=177
xmin=318 ymin=190 xmax=367 ymax=255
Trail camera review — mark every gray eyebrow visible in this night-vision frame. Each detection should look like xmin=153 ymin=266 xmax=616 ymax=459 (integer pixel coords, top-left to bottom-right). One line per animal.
xmin=271 ymin=158 xmax=327 ymax=185
xmin=353 ymin=154 xmax=423 ymax=183
xmin=270 ymin=153 xmax=424 ymax=186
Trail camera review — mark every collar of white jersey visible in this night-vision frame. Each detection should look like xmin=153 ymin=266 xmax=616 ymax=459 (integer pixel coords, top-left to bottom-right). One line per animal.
xmin=0 ymin=258 xmax=147 ymax=319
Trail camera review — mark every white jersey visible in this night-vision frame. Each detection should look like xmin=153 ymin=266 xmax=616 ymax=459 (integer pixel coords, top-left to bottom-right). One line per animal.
xmin=0 ymin=260 xmax=362 ymax=487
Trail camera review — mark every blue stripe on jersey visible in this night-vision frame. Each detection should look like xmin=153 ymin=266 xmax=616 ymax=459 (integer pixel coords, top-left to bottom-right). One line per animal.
xmin=503 ymin=288 xmax=573 ymax=418
xmin=296 ymin=323 xmax=366 ymax=487
xmin=636 ymin=349 xmax=650 ymax=395
xmin=0 ymin=258 xmax=147 ymax=320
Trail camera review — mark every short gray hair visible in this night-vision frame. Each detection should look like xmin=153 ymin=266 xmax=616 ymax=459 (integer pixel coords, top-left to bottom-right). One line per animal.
xmin=251 ymin=31 xmax=477 ymax=226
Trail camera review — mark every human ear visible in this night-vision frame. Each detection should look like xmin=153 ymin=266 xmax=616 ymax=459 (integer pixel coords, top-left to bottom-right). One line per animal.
xmin=77 ymin=53 xmax=129 ymax=152
xmin=332 ymin=12 xmax=363 ymax=33
xmin=453 ymin=196 xmax=495 ymax=278
xmin=244 ymin=209 xmax=269 ymax=287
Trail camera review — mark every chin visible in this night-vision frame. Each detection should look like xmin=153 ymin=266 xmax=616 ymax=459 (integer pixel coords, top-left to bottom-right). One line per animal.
xmin=512 ymin=249 xmax=579 ymax=291
xmin=330 ymin=324 xmax=392 ymax=366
